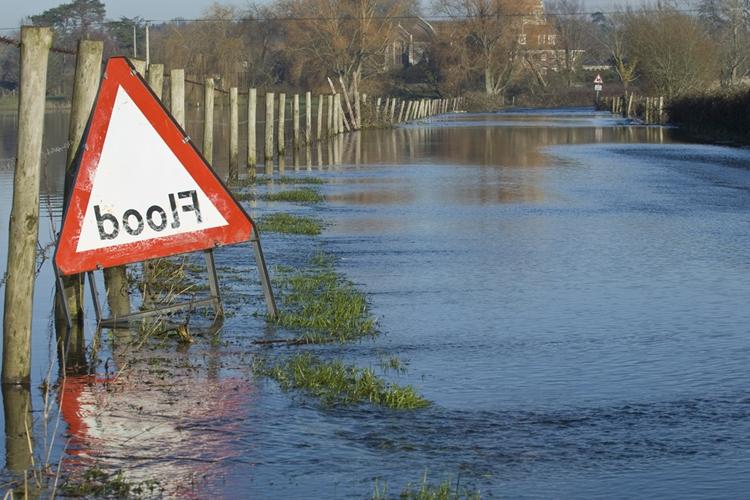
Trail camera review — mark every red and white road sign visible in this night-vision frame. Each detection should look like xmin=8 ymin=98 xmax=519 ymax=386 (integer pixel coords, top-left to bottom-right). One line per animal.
xmin=593 ymin=74 xmax=604 ymax=84
xmin=55 ymin=57 xmax=254 ymax=275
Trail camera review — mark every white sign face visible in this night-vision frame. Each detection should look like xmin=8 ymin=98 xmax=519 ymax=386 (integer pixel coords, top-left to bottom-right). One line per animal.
xmin=594 ymin=84 xmax=603 ymax=92
xmin=76 ymin=85 xmax=228 ymax=253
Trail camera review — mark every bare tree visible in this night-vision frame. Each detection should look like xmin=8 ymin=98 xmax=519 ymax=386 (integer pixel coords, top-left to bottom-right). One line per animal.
xmin=546 ymin=0 xmax=587 ymax=87
xmin=434 ymin=0 xmax=520 ymax=96
xmin=277 ymin=0 xmax=414 ymax=96
xmin=595 ymin=11 xmax=639 ymax=88
xmin=700 ymin=0 xmax=750 ymax=86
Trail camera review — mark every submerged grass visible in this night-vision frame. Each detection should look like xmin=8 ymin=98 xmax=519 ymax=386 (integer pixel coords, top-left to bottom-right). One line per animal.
xmin=261 ymin=188 xmax=324 ymax=203
xmin=272 ymin=255 xmax=376 ymax=342
xmin=255 ymin=353 xmax=430 ymax=409
xmin=229 ymin=176 xmax=325 ymax=188
xmin=373 ymin=472 xmax=481 ymax=500
xmin=61 ymin=466 xmax=162 ymax=498
xmin=257 ymin=213 xmax=323 ymax=235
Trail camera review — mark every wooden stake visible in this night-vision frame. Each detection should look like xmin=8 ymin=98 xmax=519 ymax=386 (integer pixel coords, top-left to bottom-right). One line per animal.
xmin=327 ymin=94 xmax=333 ymax=137
xmin=277 ymin=93 xmax=286 ymax=157
xmin=3 ymin=26 xmax=52 ymax=385
xmin=265 ymin=92 xmax=274 ymax=174
xmin=170 ymin=68 xmax=185 ymax=128
xmin=293 ymin=93 xmax=300 ymax=149
xmin=317 ymin=94 xmax=323 ymax=141
xmin=202 ymin=77 xmax=214 ymax=165
xmin=229 ymin=87 xmax=239 ymax=181
xmin=247 ymin=88 xmax=257 ymax=176
xmin=129 ymin=58 xmax=146 ymax=77
xmin=58 ymin=40 xmax=102 ymax=327
xmin=305 ymin=91 xmax=312 ymax=145
xmin=147 ymin=63 xmax=164 ymax=99
xmin=339 ymin=76 xmax=357 ymax=129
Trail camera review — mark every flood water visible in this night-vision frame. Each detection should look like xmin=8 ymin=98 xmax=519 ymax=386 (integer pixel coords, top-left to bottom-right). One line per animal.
xmin=1 ymin=108 xmax=750 ymax=498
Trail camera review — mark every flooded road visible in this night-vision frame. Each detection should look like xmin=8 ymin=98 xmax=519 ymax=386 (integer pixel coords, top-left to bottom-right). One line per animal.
xmin=1 ymin=108 xmax=750 ymax=498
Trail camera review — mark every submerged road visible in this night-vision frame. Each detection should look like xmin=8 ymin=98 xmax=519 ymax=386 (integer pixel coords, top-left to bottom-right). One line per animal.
xmin=1 ymin=108 xmax=749 ymax=498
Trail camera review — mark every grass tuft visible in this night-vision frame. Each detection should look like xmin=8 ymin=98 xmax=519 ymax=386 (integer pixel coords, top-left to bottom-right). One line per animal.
xmin=261 ymin=188 xmax=324 ymax=203
xmin=255 ymin=353 xmax=430 ymax=409
xmin=272 ymin=257 xmax=376 ymax=342
xmin=258 ymin=213 xmax=323 ymax=235
xmin=380 ymin=472 xmax=481 ymax=500
xmin=61 ymin=466 xmax=162 ymax=497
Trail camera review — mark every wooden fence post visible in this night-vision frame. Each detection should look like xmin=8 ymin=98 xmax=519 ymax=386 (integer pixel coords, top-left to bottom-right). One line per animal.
xmin=2 ymin=26 xmax=52 ymax=385
xmin=658 ymin=96 xmax=664 ymax=124
xmin=57 ymin=40 xmax=102 ymax=330
xmin=627 ymin=93 xmax=634 ymax=118
xmin=247 ymin=88 xmax=257 ymax=176
xmin=334 ymin=94 xmax=342 ymax=134
xmin=203 ymin=77 xmax=214 ymax=164
xmin=277 ymin=93 xmax=286 ymax=157
xmin=354 ymin=91 xmax=361 ymax=130
xmin=339 ymin=76 xmax=357 ymax=129
xmin=170 ymin=68 xmax=185 ymax=128
xmin=265 ymin=92 xmax=274 ymax=174
xmin=229 ymin=87 xmax=239 ymax=181
xmin=305 ymin=91 xmax=312 ymax=145
xmin=147 ymin=63 xmax=164 ymax=99
xmin=293 ymin=93 xmax=300 ymax=149
xmin=130 ymin=58 xmax=146 ymax=77
xmin=327 ymin=94 xmax=334 ymax=136
xmin=317 ymin=94 xmax=324 ymax=141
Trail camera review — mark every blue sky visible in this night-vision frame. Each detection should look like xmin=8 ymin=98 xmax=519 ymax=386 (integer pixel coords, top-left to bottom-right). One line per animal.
xmin=3 ymin=0 xmax=640 ymax=28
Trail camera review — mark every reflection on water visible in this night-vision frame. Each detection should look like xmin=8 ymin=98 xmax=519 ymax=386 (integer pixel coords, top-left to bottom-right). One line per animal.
xmin=2 ymin=107 xmax=750 ymax=498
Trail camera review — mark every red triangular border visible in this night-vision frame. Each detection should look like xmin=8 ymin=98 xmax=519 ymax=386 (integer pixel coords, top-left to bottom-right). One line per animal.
xmin=55 ymin=57 xmax=254 ymax=275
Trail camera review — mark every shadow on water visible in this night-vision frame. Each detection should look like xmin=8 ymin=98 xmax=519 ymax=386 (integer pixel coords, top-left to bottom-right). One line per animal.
xmin=1 ymin=107 xmax=750 ymax=497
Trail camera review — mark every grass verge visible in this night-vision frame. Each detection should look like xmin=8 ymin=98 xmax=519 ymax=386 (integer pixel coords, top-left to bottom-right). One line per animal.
xmin=255 ymin=353 xmax=429 ymax=409
xmin=261 ymin=188 xmax=324 ymax=203
xmin=258 ymin=213 xmax=323 ymax=235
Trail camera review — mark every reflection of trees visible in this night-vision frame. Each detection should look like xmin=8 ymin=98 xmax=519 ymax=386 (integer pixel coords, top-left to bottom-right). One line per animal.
xmin=326 ymin=113 xmax=670 ymax=206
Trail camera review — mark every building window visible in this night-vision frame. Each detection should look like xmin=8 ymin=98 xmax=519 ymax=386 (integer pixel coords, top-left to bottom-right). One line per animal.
xmin=538 ymin=35 xmax=545 ymax=45
xmin=548 ymin=34 xmax=557 ymax=45
xmin=518 ymin=34 xmax=527 ymax=45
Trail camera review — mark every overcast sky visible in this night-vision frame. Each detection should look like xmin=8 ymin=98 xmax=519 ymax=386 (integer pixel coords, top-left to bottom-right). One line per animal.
xmin=3 ymin=0 xmax=643 ymax=28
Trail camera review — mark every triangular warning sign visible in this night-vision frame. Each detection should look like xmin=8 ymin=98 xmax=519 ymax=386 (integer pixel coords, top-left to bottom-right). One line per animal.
xmin=55 ymin=57 xmax=253 ymax=275
xmin=593 ymin=74 xmax=604 ymax=84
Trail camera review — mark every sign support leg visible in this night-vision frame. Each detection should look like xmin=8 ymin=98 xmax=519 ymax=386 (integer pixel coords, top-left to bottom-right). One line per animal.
xmin=204 ymin=249 xmax=223 ymax=317
xmin=250 ymin=230 xmax=277 ymax=319
xmin=86 ymin=271 xmax=103 ymax=325
xmin=54 ymin=264 xmax=73 ymax=331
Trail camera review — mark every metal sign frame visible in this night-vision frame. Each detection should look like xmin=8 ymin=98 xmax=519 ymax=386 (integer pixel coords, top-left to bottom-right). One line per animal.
xmin=55 ymin=237 xmax=276 ymax=331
